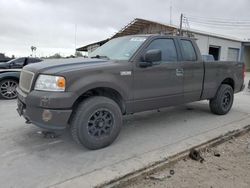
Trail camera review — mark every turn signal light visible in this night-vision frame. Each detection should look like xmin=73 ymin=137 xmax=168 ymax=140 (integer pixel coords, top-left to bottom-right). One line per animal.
xmin=57 ymin=77 xmax=66 ymax=89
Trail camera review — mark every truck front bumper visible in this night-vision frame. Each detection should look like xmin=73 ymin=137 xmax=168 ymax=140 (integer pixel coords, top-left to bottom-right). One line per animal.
xmin=16 ymin=87 xmax=77 ymax=131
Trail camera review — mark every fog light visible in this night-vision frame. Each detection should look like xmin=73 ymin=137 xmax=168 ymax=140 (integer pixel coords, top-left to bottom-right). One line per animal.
xmin=42 ymin=110 xmax=52 ymax=122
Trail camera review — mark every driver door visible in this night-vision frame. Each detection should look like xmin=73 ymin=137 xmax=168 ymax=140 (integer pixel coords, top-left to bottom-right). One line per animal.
xmin=132 ymin=38 xmax=184 ymax=112
xmin=11 ymin=58 xmax=26 ymax=69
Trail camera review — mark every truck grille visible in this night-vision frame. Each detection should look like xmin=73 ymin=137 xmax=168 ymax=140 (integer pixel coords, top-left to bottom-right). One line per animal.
xmin=19 ymin=70 xmax=35 ymax=93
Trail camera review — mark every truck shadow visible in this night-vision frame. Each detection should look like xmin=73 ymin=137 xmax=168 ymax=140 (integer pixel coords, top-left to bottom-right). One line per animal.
xmin=16 ymin=101 xmax=212 ymax=153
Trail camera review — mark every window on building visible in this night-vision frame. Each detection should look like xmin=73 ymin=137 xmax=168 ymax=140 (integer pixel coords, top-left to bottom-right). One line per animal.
xmin=209 ymin=46 xmax=221 ymax=61
xmin=180 ymin=40 xmax=197 ymax=61
xmin=146 ymin=39 xmax=177 ymax=62
xmin=228 ymin=48 xmax=240 ymax=61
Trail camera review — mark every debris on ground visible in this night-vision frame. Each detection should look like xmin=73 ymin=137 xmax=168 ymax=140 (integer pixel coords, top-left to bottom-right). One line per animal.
xmin=213 ymin=150 xmax=221 ymax=157
xmin=169 ymin=169 xmax=175 ymax=175
xmin=148 ymin=169 xmax=175 ymax=181
xmin=126 ymin=131 xmax=250 ymax=188
xmin=148 ymin=174 xmax=167 ymax=181
xmin=37 ymin=131 xmax=59 ymax=139
xmin=189 ymin=149 xmax=205 ymax=163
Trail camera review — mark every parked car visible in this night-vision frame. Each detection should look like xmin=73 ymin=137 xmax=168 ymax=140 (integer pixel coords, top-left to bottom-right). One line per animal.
xmin=16 ymin=35 xmax=245 ymax=149
xmin=0 ymin=57 xmax=42 ymax=69
xmin=0 ymin=57 xmax=42 ymax=99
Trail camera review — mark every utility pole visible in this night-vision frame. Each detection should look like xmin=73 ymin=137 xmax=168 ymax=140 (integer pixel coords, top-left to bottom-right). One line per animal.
xmin=170 ymin=1 xmax=172 ymax=25
xmin=179 ymin=13 xmax=183 ymax=36
xmin=75 ymin=24 xmax=77 ymax=55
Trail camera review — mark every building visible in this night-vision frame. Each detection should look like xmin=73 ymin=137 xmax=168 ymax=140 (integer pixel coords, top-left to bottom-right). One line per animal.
xmin=77 ymin=18 xmax=250 ymax=71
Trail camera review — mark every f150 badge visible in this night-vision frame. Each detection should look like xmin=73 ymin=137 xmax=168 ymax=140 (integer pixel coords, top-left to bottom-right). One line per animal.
xmin=120 ymin=71 xmax=132 ymax=76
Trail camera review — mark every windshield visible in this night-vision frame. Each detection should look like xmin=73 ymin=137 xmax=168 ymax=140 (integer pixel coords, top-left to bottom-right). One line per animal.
xmin=6 ymin=58 xmax=17 ymax=64
xmin=89 ymin=36 xmax=147 ymax=60
xmin=6 ymin=58 xmax=23 ymax=64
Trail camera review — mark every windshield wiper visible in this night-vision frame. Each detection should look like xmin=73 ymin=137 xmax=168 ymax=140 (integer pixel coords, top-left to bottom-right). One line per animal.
xmin=90 ymin=55 xmax=110 ymax=60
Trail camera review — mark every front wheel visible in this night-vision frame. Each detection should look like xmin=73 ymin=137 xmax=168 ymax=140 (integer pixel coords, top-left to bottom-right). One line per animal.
xmin=70 ymin=96 xmax=122 ymax=150
xmin=0 ymin=79 xmax=18 ymax=100
xmin=209 ymin=84 xmax=234 ymax=115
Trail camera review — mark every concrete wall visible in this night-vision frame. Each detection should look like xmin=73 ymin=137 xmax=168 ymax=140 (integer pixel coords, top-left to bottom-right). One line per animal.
xmin=193 ymin=33 xmax=242 ymax=61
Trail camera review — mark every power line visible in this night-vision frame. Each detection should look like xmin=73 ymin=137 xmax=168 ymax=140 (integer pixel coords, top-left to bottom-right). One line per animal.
xmin=187 ymin=18 xmax=250 ymax=26
xmin=185 ymin=14 xmax=250 ymax=23
xmin=183 ymin=14 xmax=250 ymax=30
xmin=188 ymin=20 xmax=250 ymax=28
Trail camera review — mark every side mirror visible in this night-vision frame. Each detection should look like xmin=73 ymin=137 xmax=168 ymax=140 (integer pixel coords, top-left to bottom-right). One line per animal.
xmin=9 ymin=62 xmax=14 ymax=68
xmin=144 ymin=49 xmax=161 ymax=62
xmin=140 ymin=49 xmax=162 ymax=68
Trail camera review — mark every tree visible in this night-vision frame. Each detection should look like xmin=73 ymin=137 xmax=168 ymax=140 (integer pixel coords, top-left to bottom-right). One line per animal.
xmin=75 ymin=51 xmax=83 ymax=57
xmin=48 ymin=53 xmax=62 ymax=59
xmin=31 ymin=46 xmax=37 ymax=57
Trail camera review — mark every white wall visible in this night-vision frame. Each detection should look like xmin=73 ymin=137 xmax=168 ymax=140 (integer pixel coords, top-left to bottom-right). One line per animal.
xmin=193 ymin=33 xmax=242 ymax=61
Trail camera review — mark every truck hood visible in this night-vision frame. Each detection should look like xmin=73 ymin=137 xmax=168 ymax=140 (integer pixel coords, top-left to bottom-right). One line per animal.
xmin=23 ymin=57 xmax=111 ymax=74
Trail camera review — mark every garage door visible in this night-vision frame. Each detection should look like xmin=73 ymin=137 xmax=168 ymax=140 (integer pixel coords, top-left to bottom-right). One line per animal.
xmin=228 ymin=48 xmax=239 ymax=61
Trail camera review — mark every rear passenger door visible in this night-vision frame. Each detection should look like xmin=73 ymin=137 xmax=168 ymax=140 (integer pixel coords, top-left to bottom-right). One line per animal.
xmin=178 ymin=39 xmax=204 ymax=102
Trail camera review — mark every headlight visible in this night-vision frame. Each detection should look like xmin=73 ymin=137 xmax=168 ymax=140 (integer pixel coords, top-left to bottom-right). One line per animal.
xmin=34 ymin=75 xmax=66 ymax=92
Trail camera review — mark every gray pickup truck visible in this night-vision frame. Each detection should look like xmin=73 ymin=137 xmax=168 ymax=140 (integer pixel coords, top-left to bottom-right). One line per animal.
xmin=16 ymin=35 xmax=245 ymax=149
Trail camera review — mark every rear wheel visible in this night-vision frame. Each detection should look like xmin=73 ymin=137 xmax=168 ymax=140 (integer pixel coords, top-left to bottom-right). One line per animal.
xmin=0 ymin=79 xmax=18 ymax=100
xmin=70 ymin=96 xmax=122 ymax=150
xmin=209 ymin=84 xmax=234 ymax=115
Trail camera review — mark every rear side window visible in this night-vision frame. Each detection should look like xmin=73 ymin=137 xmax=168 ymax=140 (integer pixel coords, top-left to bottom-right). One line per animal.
xmin=146 ymin=39 xmax=177 ymax=61
xmin=27 ymin=58 xmax=41 ymax=64
xmin=180 ymin=40 xmax=197 ymax=61
xmin=14 ymin=58 xmax=25 ymax=65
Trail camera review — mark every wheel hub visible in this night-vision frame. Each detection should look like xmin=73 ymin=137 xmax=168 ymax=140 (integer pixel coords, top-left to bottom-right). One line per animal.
xmin=0 ymin=80 xmax=17 ymax=99
xmin=222 ymin=91 xmax=231 ymax=109
xmin=96 ymin=119 xmax=105 ymax=128
xmin=87 ymin=109 xmax=114 ymax=138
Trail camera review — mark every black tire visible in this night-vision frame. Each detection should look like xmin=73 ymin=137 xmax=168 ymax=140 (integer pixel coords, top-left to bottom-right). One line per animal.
xmin=0 ymin=79 xmax=18 ymax=100
xmin=70 ymin=96 xmax=122 ymax=150
xmin=209 ymin=84 xmax=234 ymax=115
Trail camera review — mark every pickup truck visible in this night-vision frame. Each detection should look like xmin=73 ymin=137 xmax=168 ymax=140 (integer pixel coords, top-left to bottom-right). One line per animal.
xmin=16 ymin=35 xmax=245 ymax=149
xmin=0 ymin=57 xmax=42 ymax=99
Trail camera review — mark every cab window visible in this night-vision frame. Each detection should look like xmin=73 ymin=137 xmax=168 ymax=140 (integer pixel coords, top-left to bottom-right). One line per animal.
xmin=180 ymin=40 xmax=197 ymax=61
xmin=146 ymin=39 xmax=177 ymax=62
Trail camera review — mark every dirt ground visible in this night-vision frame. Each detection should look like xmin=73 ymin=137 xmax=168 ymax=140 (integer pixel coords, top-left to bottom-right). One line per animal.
xmin=125 ymin=132 xmax=250 ymax=188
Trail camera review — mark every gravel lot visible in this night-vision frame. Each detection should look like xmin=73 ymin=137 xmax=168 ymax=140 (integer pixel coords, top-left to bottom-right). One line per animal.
xmin=126 ymin=131 xmax=250 ymax=188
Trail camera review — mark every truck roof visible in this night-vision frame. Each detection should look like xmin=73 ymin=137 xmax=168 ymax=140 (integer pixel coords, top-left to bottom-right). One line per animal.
xmin=118 ymin=34 xmax=194 ymax=40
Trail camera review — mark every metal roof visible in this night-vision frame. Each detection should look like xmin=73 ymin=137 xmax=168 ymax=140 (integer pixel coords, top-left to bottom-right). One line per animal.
xmin=112 ymin=18 xmax=177 ymax=38
xmin=76 ymin=39 xmax=109 ymax=52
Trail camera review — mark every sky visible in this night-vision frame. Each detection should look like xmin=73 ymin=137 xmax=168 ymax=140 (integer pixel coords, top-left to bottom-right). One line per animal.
xmin=0 ymin=0 xmax=250 ymax=57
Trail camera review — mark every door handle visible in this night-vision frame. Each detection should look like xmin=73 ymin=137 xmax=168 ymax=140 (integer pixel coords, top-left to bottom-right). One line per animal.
xmin=176 ymin=68 xmax=184 ymax=76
